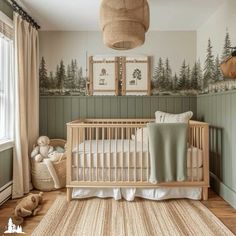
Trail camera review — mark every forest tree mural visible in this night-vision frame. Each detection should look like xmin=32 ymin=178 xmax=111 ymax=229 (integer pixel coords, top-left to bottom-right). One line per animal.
xmin=39 ymin=58 xmax=87 ymax=96
xmin=151 ymin=30 xmax=236 ymax=95
xmin=39 ymin=30 xmax=236 ymax=96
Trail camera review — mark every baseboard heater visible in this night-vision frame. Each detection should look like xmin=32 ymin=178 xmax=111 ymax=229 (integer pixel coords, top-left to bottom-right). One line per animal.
xmin=0 ymin=181 xmax=12 ymax=206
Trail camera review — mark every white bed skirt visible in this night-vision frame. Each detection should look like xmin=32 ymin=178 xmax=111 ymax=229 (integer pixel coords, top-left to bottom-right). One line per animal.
xmin=72 ymin=187 xmax=202 ymax=201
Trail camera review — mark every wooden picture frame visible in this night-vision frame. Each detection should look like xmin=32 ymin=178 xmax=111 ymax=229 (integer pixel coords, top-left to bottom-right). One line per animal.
xmin=88 ymin=56 xmax=119 ymax=95
xmin=122 ymin=56 xmax=151 ymax=96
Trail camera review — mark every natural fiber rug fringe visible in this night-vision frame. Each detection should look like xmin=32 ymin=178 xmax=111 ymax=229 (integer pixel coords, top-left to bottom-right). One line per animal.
xmin=32 ymin=196 xmax=234 ymax=236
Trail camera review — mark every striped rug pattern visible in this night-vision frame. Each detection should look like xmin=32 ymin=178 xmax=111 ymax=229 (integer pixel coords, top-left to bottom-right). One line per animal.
xmin=32 ymin=196 xmax=234 ymax=236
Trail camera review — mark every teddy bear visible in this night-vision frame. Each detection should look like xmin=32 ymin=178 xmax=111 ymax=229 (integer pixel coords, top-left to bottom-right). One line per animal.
xmin=31 ymin=136 xmax=54 ymax=162
xmin=14 ymin=192 xmax=43 ymax=225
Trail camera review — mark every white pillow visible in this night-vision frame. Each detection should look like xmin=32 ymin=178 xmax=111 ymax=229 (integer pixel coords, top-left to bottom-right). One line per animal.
xmin=131 ymin=127 xmax=148 ymax=143
xmin=155 ymin=111 xmax=193 ymax=123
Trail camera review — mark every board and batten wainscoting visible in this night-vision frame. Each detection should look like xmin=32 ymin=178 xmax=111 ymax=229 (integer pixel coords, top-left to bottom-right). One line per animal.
xmin=0 ymin=148 xmax=13 ymax=204
xmin=39 ymin=96 xmax=197 ymax=139
xmin=197 ymin=90 xmax=236 ymax=209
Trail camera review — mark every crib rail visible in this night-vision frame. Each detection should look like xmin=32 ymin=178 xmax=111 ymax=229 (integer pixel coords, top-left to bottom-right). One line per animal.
xmin=66 ymin=119 xmax=209 ymax=201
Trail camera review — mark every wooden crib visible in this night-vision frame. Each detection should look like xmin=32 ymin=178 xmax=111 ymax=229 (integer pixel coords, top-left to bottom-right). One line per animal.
xmin=66 ymin=119 xmax=209 ymax=201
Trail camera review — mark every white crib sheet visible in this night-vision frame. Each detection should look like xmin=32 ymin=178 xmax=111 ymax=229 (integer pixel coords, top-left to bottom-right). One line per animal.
xmin=72 ymin=140 xmax=203 ymax=168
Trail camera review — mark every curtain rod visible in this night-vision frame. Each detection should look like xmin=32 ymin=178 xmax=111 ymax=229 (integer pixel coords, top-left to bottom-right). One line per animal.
xmin=9 ymin=0 xmax=40 ymax=30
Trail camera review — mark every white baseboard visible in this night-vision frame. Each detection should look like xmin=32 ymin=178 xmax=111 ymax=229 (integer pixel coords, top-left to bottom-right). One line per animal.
xmin=0 ymin=181 xmax=12 ymax=206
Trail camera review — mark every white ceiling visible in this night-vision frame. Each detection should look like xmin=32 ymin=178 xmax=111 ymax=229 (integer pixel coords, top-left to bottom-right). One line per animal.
xmin=18 ymin=0 xmax=225 ymax=31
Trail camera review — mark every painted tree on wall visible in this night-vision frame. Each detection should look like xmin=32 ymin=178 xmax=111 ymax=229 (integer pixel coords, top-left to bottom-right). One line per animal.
xmin=214 ymin=55 xmax=223 ymax=81
xmin=164 ymin=58 xmax=172 ymax=90
xmin=152 ymin=57 xmax=164 ymax=90
xmin=191 ymin=62 xmax=200 ymax=90
xmin=197 ymin=60 xmax=203 ymax=90
xmin=221 ymin=29 xmax=231 ymax=62
xmin=39 ymin=57 xmax=48 ymax=91
xmin=203 ymin=39 xmax=215 ymax=89
xmin=177 ymin=60 xmax=187 ymax=90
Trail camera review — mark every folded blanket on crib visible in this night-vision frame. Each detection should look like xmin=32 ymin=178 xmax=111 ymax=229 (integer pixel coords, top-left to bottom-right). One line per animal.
xmin=148 ymin=123 xmax=188 ymax=183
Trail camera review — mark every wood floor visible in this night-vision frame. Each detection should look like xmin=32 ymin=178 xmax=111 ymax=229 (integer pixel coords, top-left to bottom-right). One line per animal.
xmin=0 ymin=189 xmax=235 ymax=235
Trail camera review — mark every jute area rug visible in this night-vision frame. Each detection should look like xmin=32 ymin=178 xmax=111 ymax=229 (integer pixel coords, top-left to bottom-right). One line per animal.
xmin=32 ymin=196 xmax=234 ymax=236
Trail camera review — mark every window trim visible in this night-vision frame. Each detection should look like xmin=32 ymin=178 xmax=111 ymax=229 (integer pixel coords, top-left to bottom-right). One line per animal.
xmin=0 ymin=139 xmax=14 ymax=152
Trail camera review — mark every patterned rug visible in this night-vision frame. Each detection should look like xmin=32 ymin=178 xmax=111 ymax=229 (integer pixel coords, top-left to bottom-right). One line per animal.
xmin=32 ymin=196 xmax=234 ymax=236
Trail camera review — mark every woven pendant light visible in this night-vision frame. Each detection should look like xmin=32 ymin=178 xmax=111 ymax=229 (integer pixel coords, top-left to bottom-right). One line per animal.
xmin=100 ymin=0 xmax=150 ymax=50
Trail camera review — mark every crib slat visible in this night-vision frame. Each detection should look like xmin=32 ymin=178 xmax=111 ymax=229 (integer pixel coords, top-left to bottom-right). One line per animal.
xmin=128 ymin=127 xmax=130 ymax=182
xmin=77 ymin=128 xmax=80 ymax=181
xmin=115 ymin=127 xmax=117 ymax=182
xmin=90 ymin=127 xmax=92 ymax=181
xmin=83 ymin=128 xmax=85 ymax=181
xmin=109 ymin=127 xmax=111 ymax=182
xmin=102 ymin=127 xmax=104 ymax=181
xmin=141 ymin=127 xmax=143 ymax=182
xmin=122 ymin=127 xmax=124 ymax=182
xmin=96 ymin=127 xmax=98 ymax=182
xmin=134 ymin=127 xmax=137 ymax=182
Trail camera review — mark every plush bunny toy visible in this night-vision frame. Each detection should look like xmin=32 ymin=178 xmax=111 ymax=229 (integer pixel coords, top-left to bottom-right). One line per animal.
xmin=31 ymin=136 xmax=54 ymax=162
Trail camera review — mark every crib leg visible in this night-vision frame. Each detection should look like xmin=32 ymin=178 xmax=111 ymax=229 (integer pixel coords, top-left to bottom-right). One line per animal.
xmin=202 ymin=187 xmax=208 ymax=200
xmin=67 ymin=187 xmax=72 ymax=202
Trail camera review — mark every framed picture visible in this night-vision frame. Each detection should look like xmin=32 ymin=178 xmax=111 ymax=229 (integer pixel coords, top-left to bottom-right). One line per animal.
xmin=88 ymin=56 xmax=119 ymax=95
xmin=122 ymin=56 xmax=151 ymax=95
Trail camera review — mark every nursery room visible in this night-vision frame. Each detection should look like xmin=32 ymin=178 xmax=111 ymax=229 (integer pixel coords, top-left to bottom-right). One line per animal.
xmin=0 ymin=0 xmax=236 ymax=235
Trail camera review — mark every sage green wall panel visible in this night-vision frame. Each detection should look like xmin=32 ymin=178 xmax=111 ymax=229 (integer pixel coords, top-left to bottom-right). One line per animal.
xmin=182 ymin=97 xmax=190 ymax=112
xmin=142 ymin=97 xmax=151 ymax=118
xmin=55 ymin=98 xmax=64 ymax=138
xmin=150 ymin=97 xmax=159 ymax=116
xmin=110 ymin=97 xmax=120 ymax=118
xmin=135 ymin=97 xmax=143 ymax=118
xmin=95 ymin=97 xmax=103 ymax=118
xmin=167 ymin=97 xmax=175 ymax=113
xmin=63 ymin=97 xmax=72 ymax=137
xmin=102 ymin=97 xmax=111 ymax=118
xmin=87 ymin=97 xmax=95 ymax=118
xmin=39 ymin=98 xmax=48 ymax=135
xmin=231 ymin=92 xmax=236 ymax=189
xmin=47 ymin=98 xmax=56 ymax=138
xmin=120 ymin=97 xmax=128 ymax=118
xmin=190 ymin=97 xmax=197 ymax=119
xmin=0 ymin=148 xmax=13 ymax=188
xmin=174 ymin=97 xmax=183 ymax=113
xmin=71 ymin=97 xmax=80 ymax=120
xmin=159 ymin=97 xmax=167 ymax=112
xmin=197 ymin=91 xmax=236 ymax=207
xmin=40 ymin=96 xmax=197 ymax=139
xmin=127 ymin=97 xmax=136 ymax=118
xmin=79 ymin=97 xmax=87 ymax=118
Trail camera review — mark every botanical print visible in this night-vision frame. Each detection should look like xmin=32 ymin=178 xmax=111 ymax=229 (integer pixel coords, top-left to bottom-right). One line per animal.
xmin=130 ymin=68 xmax=142 ymax=85
xmin=92 ymin=60 xmax=117 ymax=95
xmin=125 ymin=59 xmax=149 ymax=95
xmin=39 ymin=58 xmax=87 ymax=96
xmin=152 ymin=29 xmax=236 ymax=96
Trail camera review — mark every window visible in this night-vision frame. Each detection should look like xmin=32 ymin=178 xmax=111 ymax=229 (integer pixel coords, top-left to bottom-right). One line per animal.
xmin=0 ymin=12 xmax=14 ymax=142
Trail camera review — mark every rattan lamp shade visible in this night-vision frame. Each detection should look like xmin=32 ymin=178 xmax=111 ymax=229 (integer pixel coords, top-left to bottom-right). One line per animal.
xmin=100 ymin=0 xmax=150 ymax=50
xmin=220 ymin=56 xmax=236 ymax=78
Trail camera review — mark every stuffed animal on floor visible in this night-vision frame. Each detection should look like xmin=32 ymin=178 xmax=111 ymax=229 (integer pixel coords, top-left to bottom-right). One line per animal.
xmin=13 ymin=192 xmax=43 ymax=225
xmin=31 ymin=136 xmax=54 ymax=162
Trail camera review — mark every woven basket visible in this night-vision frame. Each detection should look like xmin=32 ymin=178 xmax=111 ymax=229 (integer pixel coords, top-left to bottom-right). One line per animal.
xmin=31 ymin=139 xmax=66 ymax=191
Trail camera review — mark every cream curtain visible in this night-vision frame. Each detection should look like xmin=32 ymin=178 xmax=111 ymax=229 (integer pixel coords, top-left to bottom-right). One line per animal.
xmin=12 ymin=13 xmax=39 ymax=198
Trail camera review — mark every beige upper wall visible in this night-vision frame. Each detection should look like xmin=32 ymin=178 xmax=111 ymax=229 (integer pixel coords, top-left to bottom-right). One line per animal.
xmin=197 ymin=0 xmax=236 ymax=64
xmin=39 ymin=31 xmax=196 ymax=76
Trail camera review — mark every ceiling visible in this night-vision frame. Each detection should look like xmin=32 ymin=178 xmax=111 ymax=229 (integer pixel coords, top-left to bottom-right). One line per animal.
xmin=19 ymin=0 xmax=225 ymax=31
